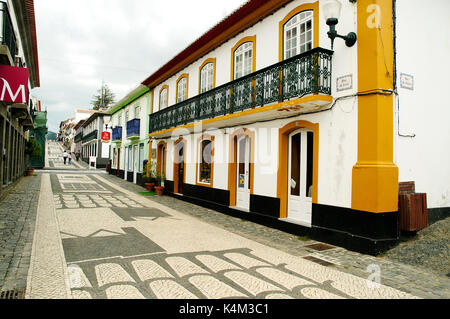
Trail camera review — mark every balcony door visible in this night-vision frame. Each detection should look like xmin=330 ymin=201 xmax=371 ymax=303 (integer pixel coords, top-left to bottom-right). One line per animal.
xmin=174 ymin=139 xmax=185 ymax=194
xmin=287 ymin=129 xmax=314 ymax=225
xmin=236 ymin=135 xmax=250 ymax=210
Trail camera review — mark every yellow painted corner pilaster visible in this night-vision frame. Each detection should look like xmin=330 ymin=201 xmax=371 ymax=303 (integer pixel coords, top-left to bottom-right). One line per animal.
xmin=351 ymin=0 xmax=398 ymax=213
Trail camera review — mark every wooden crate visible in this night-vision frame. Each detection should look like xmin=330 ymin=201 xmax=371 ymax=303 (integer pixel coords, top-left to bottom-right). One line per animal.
xmin=399 ymin=193 xmax=428 ymax=231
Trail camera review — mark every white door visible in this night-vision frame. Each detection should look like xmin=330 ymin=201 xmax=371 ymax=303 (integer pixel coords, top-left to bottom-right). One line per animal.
xmin=287 ymin=129 xmax=314 ymax=226
xmin=124 ymin=147 xmax=128 ymax=180
xmin=133 ymin=145 xmax=138 ymax=184
xmin=236 ymin=135 xmax=250 ymax=210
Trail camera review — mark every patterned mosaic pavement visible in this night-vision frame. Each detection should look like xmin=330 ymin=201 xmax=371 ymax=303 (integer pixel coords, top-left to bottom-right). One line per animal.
xmin=22 ymin=142 xmax=423 ymax=299
xmin=25 ymin=173 xmax=418 ymax=299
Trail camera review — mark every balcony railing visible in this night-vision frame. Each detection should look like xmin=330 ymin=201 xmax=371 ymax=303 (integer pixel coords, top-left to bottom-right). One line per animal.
xmin=74 ymin=132 xmax=83 ymax=143
xmin=82 ymin=130 xmax=98 ymax=143
xmin=149 ymin=47 xmax=333 ymax=133
xmin=126 ymin=119 xmax=140 ymax=138
xmin=0 ymin=2 xmax=17 ymax=60
xmin=112 ymin=126 xmax=122 ymax=141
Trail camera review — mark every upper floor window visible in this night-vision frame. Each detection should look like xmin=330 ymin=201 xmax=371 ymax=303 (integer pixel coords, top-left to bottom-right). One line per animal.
xmin=159 ymin=86 xmax=168 ymax=110
xmin=200 ymin=62 xmax=214 ymax=93
xmin=134 ymin=105 xmax=140 ymax=119
xmin=234 ymin=42 xmax=253 ymax=80
xmin=283 ymin=11 xmax=313 ymax=59
xmin=176 ymin=75 xmax=188 ymax=103
xmin=117 ymin=115 xmax=121 ymax=127
xmin=125 ymin=110 xmax=129 ymax=122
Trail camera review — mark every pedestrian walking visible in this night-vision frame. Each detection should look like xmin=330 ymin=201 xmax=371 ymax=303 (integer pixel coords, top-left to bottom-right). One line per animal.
xmin=68 ymin=152 xmax=72 ymax=165
xmin=63 ymin=150 xmax=68 ymax=165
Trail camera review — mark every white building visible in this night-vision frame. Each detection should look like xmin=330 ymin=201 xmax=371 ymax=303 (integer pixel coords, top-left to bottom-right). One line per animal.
xmin=109 ymin=0 xmax=449 ymax=255
xmin=108 ymin=85 xmax=151 ymax=185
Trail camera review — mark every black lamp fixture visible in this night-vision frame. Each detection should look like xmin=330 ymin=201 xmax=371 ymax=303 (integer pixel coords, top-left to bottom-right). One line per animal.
xmin=323 ymin=0 xmax=357 ymax=50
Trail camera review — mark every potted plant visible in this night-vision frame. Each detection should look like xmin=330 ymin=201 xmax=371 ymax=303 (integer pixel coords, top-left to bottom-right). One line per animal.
xmin=25 ymin=137 xmax=42 ymax=176
xmin=142 ymin=160 xmax=156 ymax=191
xmin=154 ymin=172 xmax=165 ymax=195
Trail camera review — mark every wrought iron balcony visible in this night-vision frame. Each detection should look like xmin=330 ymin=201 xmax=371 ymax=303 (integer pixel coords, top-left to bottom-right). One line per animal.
xmin=112 ymin=126 xmax=122 ymax=141
xmin=126 ymin=119 xmax=140 ymax=138
xmin=74 ymin=132 xmax=83 ymax=143
xmin=0 ymin=2 xmax=17 ymax=64
xmin=149 ymin=47 xmax=333 ymax=134
xmin=82 ymin=130 xmax=98 ymax=143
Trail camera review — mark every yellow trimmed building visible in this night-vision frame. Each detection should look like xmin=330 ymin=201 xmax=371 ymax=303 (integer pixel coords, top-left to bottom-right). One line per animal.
xmin=111 ymin=0 xmax=450 ymax=255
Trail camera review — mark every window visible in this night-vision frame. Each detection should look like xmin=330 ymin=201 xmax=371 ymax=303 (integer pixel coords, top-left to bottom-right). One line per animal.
xmin=135 ymin=105 xmax=140 ymax=119
xmin=159 ymin=86 xmax=168 ymax=110
xmin=125 ymin=110 xmax=129 ymax=122
xmin=197 ymin=136 xmax=214 ymax=186
xmin=138 ymin=144 xmax=144 ymax=172
xmin=200 ymin=62 xmax=214 ymax=93
xmin=284 ymin=11 xmax=313 ymax=59
xmin=234 ymin=42 xmax=253 ymax=80
xmin=176 ymin=76 xmax=188 ymax=103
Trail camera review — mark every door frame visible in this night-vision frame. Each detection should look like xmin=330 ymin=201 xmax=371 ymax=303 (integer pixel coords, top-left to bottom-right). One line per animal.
xmin=287 ymin=128 xmax=313 ymax=223
xmin=277 ymin=120 xmax=319 ymax=219
xmin=228 ymin=128 xmax=255 ymax=207
xmin=173 ymin=137 xmax=186 ymax=194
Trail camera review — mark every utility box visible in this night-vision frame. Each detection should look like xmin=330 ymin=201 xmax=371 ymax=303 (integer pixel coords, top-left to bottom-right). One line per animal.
xmin=398 ymin=182 xmax=428 ymax=231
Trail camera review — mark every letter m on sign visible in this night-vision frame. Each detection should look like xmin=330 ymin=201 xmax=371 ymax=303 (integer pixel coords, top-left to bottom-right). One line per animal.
xmin=0 ymin=65 xmax=29 ymax=104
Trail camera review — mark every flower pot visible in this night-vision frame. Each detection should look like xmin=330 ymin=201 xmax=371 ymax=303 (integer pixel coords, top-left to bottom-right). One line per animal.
xmin=155 ymin=186 xmax=164 ymax=195
xmin=144 ymin=182 xmax=155 ymax=191
xmin=26 ymin=168 xmax=34 ymax=176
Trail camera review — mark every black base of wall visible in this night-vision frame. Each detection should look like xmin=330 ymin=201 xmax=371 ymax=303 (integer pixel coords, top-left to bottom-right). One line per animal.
xmin=163 ymin=181 xmax=401 ymax=256
xmin=428 ymin=207 xmax=450 ymax=225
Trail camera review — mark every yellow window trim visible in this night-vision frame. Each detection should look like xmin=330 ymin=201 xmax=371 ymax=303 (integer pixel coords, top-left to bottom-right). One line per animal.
xmin=198 ymin=58 xmax=216 ymax=94
xmin=195 ymin=134 xmax=215 ymax=188
xmin=175 ymin=73 xmax=189 ymax=103
xmin=278 ymin=1 xmax=319 ymax=62
xmin=158 ymin=85 xmax=169 ymax=111
xmin=157 ymin=141 xmax=167 ymax=177
xmin=230 ymin=35 xmax=256 ymax=81
xmin=173 ymin=137 xmax=187 ymax=194
xmin=277 ymin=120 xmax=319 ymax=219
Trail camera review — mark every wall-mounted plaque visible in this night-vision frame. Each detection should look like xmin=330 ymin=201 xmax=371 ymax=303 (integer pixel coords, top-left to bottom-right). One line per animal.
xmin=336 ymin=74 xmax=353 ymax=92
xmin=400 ymin=73 xmax=414 ymax=90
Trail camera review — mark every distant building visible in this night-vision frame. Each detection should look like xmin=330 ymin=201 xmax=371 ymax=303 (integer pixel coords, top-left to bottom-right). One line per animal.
xmin=80 ymin=111 xmax=111 ymax=168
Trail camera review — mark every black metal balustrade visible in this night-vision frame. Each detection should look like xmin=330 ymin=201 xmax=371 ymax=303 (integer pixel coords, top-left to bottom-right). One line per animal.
xmin=82 ymin=130 xmax=98 ymax=143
xmin=74 ymin=132 xmax=83 ymax=143
xmin=149 ymin=47 xmax=333 ymax=133
xmin=126 ymin=119 xmax=140 ymax=138
xmin=0 ymin=2 xmax=17 ymax=60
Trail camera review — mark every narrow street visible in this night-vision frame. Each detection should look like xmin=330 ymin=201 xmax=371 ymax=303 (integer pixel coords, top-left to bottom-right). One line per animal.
xmin=0 ymin=141 xmax=448 ymax=300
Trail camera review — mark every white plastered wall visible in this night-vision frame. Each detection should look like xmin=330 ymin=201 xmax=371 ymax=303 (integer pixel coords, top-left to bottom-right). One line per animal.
xmin=150 ymin=0 xmax=360 ymax=209
xmin=395 ymin=0 xmax=450 ymax=209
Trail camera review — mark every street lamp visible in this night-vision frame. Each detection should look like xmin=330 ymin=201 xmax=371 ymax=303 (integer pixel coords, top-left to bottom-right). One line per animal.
xmin=103 ymin=116 xmax=111 ymax=130
xmin=323 ymin=0 xmax=357 ymax=50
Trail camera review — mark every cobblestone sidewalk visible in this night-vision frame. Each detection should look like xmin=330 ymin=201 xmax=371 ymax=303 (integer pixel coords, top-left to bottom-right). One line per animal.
xmin=0 ymin=175 xmax=41 ymax=295
xmin=100 ymin=173 xmax=450 ymax=299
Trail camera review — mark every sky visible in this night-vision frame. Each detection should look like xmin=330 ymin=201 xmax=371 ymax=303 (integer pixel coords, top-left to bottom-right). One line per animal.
xmin=31 ymin=0 xmax=248 ymax=133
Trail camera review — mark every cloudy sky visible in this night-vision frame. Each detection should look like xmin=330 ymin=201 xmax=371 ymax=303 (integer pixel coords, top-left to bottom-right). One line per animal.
xmin=31 ymin=0 xmax=248 ymax=132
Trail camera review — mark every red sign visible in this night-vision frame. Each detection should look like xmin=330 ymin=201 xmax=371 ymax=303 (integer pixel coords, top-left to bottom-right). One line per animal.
xmin=0 ymin=65 xmax=29 ymax=104
xmin=101 ymin=131 xmax=111 ymax=142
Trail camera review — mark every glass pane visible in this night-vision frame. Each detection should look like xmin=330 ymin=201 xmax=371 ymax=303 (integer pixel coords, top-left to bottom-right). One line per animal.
xmin=200 ymin=140 xmax=212 ymax=183
xmin=238 ymin=138 xmax=245 ymax=188
xmin=306 ymin=131 xmax=314 ymax=198
xmin=290 ymin=133 xmax=301 ymax=196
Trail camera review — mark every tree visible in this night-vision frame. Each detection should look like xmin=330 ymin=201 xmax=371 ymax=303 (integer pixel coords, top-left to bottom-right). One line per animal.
xmin=91 ymin=82 xmax=115 ymax=110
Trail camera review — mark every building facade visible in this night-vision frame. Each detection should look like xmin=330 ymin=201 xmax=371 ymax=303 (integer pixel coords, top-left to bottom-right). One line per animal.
xmin=80 ymin=111 xmax=111 ymax=168
xmin=0 ymin=0 xmax=40 ymax=192
xmin=109 ymin=85 xmax=151 ymax=185
xmin=111 ymin=0 xmax=448 ymax=255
